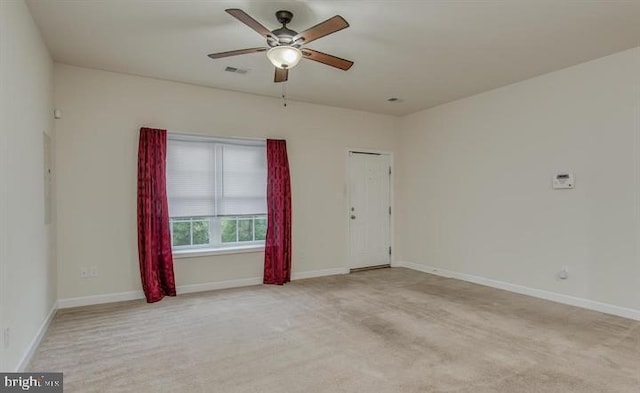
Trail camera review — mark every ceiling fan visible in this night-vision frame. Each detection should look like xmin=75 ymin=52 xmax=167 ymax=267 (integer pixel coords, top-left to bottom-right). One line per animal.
xmin=208 ymin=9 xmax=354 ymax=83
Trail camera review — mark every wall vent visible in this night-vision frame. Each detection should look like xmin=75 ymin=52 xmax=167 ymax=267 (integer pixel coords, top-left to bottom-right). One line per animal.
xmin=225 ymin=66 xmax=249 ymax=74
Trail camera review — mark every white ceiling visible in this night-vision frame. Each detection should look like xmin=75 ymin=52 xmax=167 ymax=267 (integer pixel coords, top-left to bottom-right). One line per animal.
xmin=27 ymin=0 xmax=640 ymax=116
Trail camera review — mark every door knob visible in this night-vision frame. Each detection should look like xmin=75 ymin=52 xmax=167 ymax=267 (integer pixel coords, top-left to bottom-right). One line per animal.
xmin=350 ymin=215 xmax=356 ymax=219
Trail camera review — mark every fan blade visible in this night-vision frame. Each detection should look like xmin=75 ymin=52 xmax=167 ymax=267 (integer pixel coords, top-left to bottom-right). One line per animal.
xmin=292 ymin=15 xmax=349 ymax=45
xmin=208 ymin=47 xmax=267 ymax=59
xmin=274 ymin=68 xmax=288 ymax=83
xmin=301 ymin=48 xmax=353 ymax=70
xmin=226 ymin=9 xmax=275 ymax=40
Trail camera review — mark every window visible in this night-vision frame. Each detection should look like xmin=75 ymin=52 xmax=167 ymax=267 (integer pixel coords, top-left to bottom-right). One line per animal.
xmin=166 ymin=134 xmax=267 ymax=252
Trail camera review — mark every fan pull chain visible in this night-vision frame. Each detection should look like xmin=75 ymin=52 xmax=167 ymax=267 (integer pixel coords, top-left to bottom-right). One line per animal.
xmin=282 ymin=82 xmax=288 ymax=107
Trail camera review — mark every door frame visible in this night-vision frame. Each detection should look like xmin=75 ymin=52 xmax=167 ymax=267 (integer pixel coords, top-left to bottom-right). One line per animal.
xmin=345 ymin=148 xmax=394 ymax=270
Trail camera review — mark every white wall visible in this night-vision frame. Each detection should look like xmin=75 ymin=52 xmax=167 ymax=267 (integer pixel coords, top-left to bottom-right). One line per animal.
xmin=54 ymin=64 xmax=397 ymax=301
xmin=0 ymin=0 xmax=56 ymax=371
xmin=397 ymin=47 xmax=640 ymax=313
xmin=45 ymin=23 xmax=640 ymax=322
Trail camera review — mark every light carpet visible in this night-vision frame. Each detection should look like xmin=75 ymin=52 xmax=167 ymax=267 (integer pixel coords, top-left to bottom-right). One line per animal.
xmin=29 ymin=268 xmax=640 ymax=392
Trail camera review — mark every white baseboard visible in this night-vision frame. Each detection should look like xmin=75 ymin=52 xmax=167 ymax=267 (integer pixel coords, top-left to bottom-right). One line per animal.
xmin=292 ymin=267 xmax=349 ymax=280
xmin=394 ymin=261 xmax=640 ymax=321
xmin=57 ymin=267 xmax=349 ymax=309
xmin=16 ymin=302 xmax=57 ymax=372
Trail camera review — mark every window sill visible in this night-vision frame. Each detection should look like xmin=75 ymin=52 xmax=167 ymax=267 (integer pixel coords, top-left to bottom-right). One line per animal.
xmin=173 ymin=245 xmax=265 ymax=259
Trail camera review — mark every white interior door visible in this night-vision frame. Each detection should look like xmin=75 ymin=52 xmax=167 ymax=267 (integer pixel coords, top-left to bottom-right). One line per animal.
xmin=349 ymin=152 xmax=391 ymax=269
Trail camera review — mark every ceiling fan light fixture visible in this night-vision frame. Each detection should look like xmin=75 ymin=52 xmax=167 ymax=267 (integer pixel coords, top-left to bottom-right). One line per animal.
xmin=267 ymin=46 xmax=302 ymax=69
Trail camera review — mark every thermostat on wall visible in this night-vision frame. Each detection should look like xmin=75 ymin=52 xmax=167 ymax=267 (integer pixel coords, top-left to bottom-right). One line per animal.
xmin=552 ymin=173 xmax=574 ymax=189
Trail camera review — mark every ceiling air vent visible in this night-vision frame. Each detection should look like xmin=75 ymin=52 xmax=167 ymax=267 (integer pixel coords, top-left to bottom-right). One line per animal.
xmin=224 ymin=66 xmax=249 ymax=75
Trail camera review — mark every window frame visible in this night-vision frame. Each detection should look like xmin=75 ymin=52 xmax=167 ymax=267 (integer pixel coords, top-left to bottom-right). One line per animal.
xmin=166 ymin=133 xmax=267 ymax=256
xmin=169 ymin=216 xmax=212 ymax=250
xmin=172 ymin=243 xmax=265 ymax=259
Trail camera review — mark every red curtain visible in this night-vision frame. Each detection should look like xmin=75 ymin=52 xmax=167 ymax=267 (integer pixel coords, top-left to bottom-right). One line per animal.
xmin=137 ymin=127 xmax=176 ymax=302
xmin=264 ymin=139 xmax=292 ymax=285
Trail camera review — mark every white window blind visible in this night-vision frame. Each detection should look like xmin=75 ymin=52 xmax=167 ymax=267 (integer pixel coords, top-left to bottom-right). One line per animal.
xmin=166 ymin=135 xmax=266 ymax=218
xmin=217 ymin=144 xmax=268 ymax=215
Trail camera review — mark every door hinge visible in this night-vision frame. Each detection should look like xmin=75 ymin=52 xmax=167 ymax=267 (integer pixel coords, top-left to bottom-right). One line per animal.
xmin=388 ymin=246 xmax=392 ymax=255
xmin=388 ymin=206 xmax=391 ymax=215
xmin=389 ymin=166 xmax=392 ymax=175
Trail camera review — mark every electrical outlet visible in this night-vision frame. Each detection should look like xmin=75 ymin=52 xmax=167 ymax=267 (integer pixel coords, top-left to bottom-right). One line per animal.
xmin=558 ymin=266 xmax=569 ymax=280
xmin=3 ymin=327 xmax=10 ymax=348
xmin=80 ymin=267 xmax=89 ymax=279
xmin=89 ymin=266 xmax=98 ymax=277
